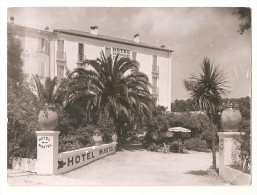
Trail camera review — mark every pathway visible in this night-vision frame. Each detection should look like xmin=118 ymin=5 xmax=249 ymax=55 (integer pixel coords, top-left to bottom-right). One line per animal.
xmin=8 ymin=144 xmax=228 ymax=186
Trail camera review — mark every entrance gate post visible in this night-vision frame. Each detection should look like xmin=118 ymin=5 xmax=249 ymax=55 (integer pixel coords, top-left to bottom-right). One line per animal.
xmin=35 ymin=131 xmax=60 ymax=175
xmin=217 ymin=132 xmax=245 ymax=180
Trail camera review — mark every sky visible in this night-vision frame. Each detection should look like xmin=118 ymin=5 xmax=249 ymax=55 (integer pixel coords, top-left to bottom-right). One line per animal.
xmin=7 ymin=7 xmax=252 ymax=102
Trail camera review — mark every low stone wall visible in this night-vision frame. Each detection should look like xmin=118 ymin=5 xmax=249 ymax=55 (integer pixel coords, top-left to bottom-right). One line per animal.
xmin=220 ymin=166 xmax=251 ymax=185
xmin=11 ymin=142 xmax=117 ymax=175
xmin=11 ymin=157 xmax=36 ymax=172
xmin=56 ymin=142 xmax=117 ymax=174
xmin=10 ymin=131 xmax=118 ymax=175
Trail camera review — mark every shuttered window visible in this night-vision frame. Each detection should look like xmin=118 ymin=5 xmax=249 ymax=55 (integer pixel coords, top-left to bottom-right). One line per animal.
xmin=37 ymin=62 xmax=46 ymax=77
xmin=38 ymin=38 xmax=49 ymax=53
xmin=152 ymin=55 xmax=157 ymax=66
xmin=78 ymin=43 xmax=84 ymax=61
xmin=132 ymin=52 xmax=137 ymax=60
xmin=57 ymin=40 xmax=64 ymax=52
xmin=105 ymin=47 xmax=111 ymax=58
xmin=57 ymin=65 xmax=64 ymax=81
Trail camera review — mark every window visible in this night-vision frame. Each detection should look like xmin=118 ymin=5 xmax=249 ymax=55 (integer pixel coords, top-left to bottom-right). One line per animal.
xmin=152 ymin=77 xmax=158 ymax=100
xmin=78 ymin=43 xmax=84 ymax=62
xmin=57 ymin=65 xmax=64 ymax=81
xmin=57 ymin=40 xmax=64 ymax=52
xmin=57 ymin=40 xmax=66 ymax=60
xmin=152 ymin=77 xmax=157 ymax=88
xmin=152 ymin=55 xmax=157 ymax=66
xmin=37 ymin=62 xmax=46 ymax=77
xmin=105 ymin=47 xmax=111 ymax=58
xmin=38 ymin=38 xmax=49 ymax=53
xmin=152 ymin=55 xmax=159 ymax=73
xmin=132 ymin=52 xmax=137 ymax=60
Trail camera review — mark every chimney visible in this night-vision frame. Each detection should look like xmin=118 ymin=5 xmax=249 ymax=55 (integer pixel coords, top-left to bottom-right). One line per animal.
xmin=160 ymin=45 xmax=165 ymax=48
xmin=90 ymin=26 xmax=98 ymax=35
xmin=45 ymin=26 xmax=49 ymax=31
xmin=134 ymin=33 xmax=140 ymax=43
xmin=10 ymin=16 xmax=14 ymax=24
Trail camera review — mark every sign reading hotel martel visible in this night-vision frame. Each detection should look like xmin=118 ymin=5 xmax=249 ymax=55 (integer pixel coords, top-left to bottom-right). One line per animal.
xmin=58 ymin=145 xmax=116 ymax=170
xmin=112 ymin=48 xmax=131 ymax=60
xmin=38 ymin=136 xmax=52 ymax=149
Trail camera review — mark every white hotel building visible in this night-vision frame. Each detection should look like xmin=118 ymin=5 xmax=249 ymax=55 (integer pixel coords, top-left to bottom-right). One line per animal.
xmin=8 ymin=17 xmax=173 ymax=111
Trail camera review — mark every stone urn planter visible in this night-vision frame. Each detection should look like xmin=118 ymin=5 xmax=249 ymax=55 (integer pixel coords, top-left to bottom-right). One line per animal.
xmin=92 ymin=129 xmax=103 ymax=146
xmin=112 ymin=134 xmax=118 ymax=142
xmin=38 ymin=107 xmax=58 ymax=131
xmin=221 ymin=104 xmax=242 ymax=132
xmin=92 ymin=135 xmax=103 ymax=146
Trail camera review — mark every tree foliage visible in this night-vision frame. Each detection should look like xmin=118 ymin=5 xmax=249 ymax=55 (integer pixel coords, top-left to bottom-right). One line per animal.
xmin=65 ymin=51 xmax=155 ymax=145
xmin=8 ymin=79 xmax=40 ymax=160
xmin=7 ymin=34 xmax=39 ymax=161
xmin=171 ymin=99 xmax=195 ymax=112
xmin=233 ymin=7 xmax=251 ymax=35
xmin=7 ymin=34 xmax=24 ymax=83
xmin=184 ymin=58 xmax=229 ymax=122
xmin=184 ymin=57 xmax=229 ymax=169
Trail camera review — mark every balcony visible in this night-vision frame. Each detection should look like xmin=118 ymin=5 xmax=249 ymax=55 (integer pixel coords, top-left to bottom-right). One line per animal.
xmin=152 ymin=65 xmax=159 ymax=78
xmin=56 ymin=51 xmax=66 ymax=61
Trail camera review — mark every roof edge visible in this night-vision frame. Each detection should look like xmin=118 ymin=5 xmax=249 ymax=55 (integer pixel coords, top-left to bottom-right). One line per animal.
xmin=54 ymin=29 xmax=174 ymax=53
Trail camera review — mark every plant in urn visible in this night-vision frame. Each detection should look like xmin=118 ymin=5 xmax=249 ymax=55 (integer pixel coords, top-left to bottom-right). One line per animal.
xmin=220 ymin=102 xmax=242 ymax=132
xmin=34 ymin=75 xmax=60 ymax=131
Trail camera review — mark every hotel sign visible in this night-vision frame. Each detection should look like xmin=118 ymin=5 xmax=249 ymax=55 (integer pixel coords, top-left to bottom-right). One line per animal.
xmin=56 ymin=143 xmax=117 ymax=174
xmin=112 ymin=47 xmax=131 ymax=60
xmin=38 ymin=136 xmax=52 ymax=149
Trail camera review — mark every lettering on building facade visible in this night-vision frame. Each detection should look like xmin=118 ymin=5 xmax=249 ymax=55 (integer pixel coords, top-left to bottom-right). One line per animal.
xmin=112 ymin=48 xmax=131 ymax=61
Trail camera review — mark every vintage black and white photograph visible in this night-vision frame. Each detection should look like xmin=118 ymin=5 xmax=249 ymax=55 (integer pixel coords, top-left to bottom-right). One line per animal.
xmin=1 ymin=1 xmax=256 ymax=193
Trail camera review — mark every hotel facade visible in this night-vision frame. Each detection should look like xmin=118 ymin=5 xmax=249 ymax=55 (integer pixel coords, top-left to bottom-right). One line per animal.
xmin=8 ymin=18 xmax=173 ymax=111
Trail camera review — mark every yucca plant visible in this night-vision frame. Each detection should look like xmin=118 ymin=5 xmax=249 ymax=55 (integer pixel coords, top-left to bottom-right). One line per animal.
xmin=184 ymin=57 xmax=229 ymax=169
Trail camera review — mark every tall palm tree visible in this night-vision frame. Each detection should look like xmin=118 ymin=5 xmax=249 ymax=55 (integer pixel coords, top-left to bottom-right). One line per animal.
xmin=66 ymin=51 xmax=155 ymax=144
xmin=184 ymin=58 xmax=229 ymax=169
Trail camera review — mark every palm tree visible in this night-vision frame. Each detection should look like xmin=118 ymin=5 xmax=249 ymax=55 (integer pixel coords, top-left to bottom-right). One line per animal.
xmin=66 ymin=51 xmax=155 ymax=145
xmin=184 ymin=58 xmax=229 ymax=169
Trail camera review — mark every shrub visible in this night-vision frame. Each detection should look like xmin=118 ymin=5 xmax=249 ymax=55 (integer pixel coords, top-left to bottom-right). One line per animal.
xmin=147 ymin=143 xmax=162 ymax=152
xmin=56 ymin=108 xmax=74 ymax=136
xmin=59 ymin=135 xmax=85 ymax=152
xmin=8 ymin=78 xmax=40 ymax=161
xmin=170 ymin=143 xmax=179 ymax=153
xmin=97 ymin=117 xmax=115 ymax=143
xmin=184 ymin=138 xmax=209 ymax=152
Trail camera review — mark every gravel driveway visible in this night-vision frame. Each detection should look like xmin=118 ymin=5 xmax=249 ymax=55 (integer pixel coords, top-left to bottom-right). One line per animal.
xmin=61 ymin=144 xmax=227 ymax=186
xmin=8 ymin=144 xmax=228 ymax=186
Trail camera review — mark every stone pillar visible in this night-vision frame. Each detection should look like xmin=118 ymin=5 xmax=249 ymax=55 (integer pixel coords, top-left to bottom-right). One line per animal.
xmin=218 ymin=132 xmax=245 ymax=179
xmin=35 ymin=131 xmax=60 ymax=175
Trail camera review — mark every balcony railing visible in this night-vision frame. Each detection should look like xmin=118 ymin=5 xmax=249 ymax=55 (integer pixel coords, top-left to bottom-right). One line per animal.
xmin=56 ymin=51 xmax=66 ymax=61
xmin=152 ymin=87 xmax=159 ymax=95
xmin=78 ymin=54 xmax=86 ymax=63
xmin=152 ymin=65 xmax=159 ymax=73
